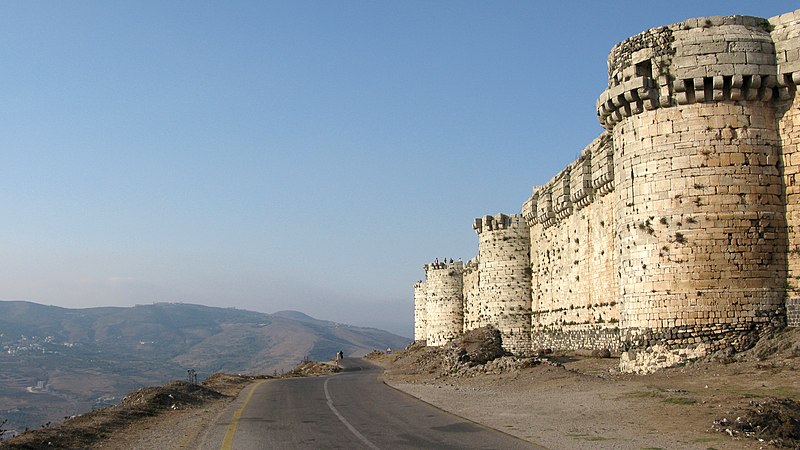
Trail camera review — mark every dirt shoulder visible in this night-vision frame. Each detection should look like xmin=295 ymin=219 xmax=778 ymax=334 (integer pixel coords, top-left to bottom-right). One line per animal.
xmin=370 ymin=328 xmax=800 ymax=449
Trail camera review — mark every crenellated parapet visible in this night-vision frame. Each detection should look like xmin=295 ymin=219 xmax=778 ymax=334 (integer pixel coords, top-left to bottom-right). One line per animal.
xmin=552 ymin=170 xmax=572 ymax=220
xmin=524 ymin=133 xmax=614 ymax=229
xmin=597 ymin=76 xmax=662 ymax=128
xmin=569 ymin=151 xmax=593 ymax=211
xmin=473 ymin=213 xmax=527 ymax=234
xmin=773 ymin=10 xmax=800 ymax=101
xmin=520 ymin=188 xmax=538 ymax=227
xmin=589 ymin=133 xmax=614 ymax=196
xmin=596 ymin=14 xmax=796 ymax=130
xmin=537 ymin=189 xmax=555 ymax=227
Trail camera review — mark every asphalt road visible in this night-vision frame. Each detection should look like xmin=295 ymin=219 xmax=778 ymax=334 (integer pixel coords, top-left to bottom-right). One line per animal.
xmin=199 ymin=358 xmax=538 ymax=449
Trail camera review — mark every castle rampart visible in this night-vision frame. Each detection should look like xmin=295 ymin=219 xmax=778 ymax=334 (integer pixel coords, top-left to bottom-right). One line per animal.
xmin=523 ymin=134 xmax=621 ymax=352
xmin=414 ymin=8 xmax=800 ymax=372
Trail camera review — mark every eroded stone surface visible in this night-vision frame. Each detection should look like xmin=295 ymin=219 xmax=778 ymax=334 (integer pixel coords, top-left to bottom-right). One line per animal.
xmin=415 ymin=8 xmax=800 ymax=373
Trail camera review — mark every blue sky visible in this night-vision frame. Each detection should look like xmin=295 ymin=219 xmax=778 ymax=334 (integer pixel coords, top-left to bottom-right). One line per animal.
xmin=1 ymin=1 xmax=795 ymax=337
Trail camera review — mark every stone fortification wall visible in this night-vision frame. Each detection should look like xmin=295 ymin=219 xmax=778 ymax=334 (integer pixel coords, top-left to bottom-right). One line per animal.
xmin=413 ymin=281 xmax=427 ymax=341
xmin=522 ymin=134 xmax=621 ymax=352
xmin=462 ymin=258 xmax=481 ymax=331
xmin=423 ymin=261 xmax=464 ymax=346
xmin=474 ymin=214 xmax=532 ymax=354
xmin=599 ymin=14 xmax=791 ymax=372
xmin=413 ymin=8 xmax=800 ymax=372
xmin=787 ymin=298 xmax=800 ymax=328
xmin=773 ymin=11 xmax=800 ymax=328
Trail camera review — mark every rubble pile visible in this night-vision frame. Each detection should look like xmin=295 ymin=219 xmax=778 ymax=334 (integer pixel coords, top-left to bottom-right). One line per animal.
xmin=712 ymin=398 xmax=800 ymax=448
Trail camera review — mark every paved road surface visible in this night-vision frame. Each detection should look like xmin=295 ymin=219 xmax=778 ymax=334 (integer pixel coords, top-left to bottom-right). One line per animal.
xmin=199 ymin=358 xmax=538 ymax=449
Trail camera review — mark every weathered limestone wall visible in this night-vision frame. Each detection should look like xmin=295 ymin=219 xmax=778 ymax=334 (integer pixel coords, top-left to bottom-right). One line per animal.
xmin=423 ymin=261 xmax=464 ymax=346
xmin=474 ymin=214 xmax=532 ymax=354
xmin=773 ymin=10 xmax=800 ymax=328
xmin=522 ymin=135 xmax=621 ymax=351
xmin=462 ymin=258 xmax=481 ymax=331
xmin=413 ymin=281 xmax=427 ymax=341
xmin=614 ymin=102 xmax=786 ymax=356
xmin=607 ymin=19 xmax=788 ymax=366
xmin=787 ymin=298 xmax=800 ymax=327
xmin=412 ymin=8 xmax=800 ymax=370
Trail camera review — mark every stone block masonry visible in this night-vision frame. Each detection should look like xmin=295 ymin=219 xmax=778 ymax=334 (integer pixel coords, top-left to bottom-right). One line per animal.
xmin=474 ymin=214 xmax=531 ymax=354
xmin=414 ymin=8 xmax=800 ymax=373
xmin=788 ymin=298 xmax=800 ymax=327
xmin=413 ymin=281 xmax=427 ymax=342
xmin=462 ymin=258 xmax=480 ymax=331
xmin=423 ymin=261 xmax=464 ymax=346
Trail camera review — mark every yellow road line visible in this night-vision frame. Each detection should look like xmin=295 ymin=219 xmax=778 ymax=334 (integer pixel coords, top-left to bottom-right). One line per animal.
xmin=221 ymin=379 xmax=267 ymax=450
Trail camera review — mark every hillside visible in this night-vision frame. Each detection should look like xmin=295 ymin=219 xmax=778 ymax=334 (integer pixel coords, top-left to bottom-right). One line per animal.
xmin=0 ymin=301 xmax=409 ymax=436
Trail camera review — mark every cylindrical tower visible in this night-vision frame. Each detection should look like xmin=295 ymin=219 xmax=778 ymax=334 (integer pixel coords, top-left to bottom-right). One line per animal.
xmin=474 ymin=213 xmax=532 ymax=354
xmin=423 ymin=261 xmax=464 ymax=346
xmin=596 ymin=15 xmax=787 ymax=369
xmin=413 ymin=281 xmax=427 ymax=342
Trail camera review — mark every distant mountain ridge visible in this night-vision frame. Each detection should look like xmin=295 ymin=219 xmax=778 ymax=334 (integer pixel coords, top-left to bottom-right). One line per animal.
xmin=0 ymin=300 xmax=409 ymax=434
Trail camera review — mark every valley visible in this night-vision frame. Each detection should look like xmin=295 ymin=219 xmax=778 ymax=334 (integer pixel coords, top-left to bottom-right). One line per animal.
xmin=0 ymin=301 xmax=409 ymax=436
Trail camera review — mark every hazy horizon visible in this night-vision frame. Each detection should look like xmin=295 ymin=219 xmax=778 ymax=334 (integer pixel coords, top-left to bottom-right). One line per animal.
xmin=2 ymin=1 xmax=795 ymax=339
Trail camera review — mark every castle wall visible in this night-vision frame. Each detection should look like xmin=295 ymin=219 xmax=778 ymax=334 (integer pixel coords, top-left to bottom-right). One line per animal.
xmin=423 ymin=262 xmax=464 ymax=346
xmin=600 ymin=17 xmax=790 ymax=372
xmin=523 ymin=135 xmax=621 ymax=351
xmin=773 ymin=10 xmax=800 ymax=328
xmin=462 ymin=258 xmax=481 ymax=331
xmin=474 ymin=214 xmax=532 ymax=354
xmin=413 ymin=281 xmax=427 ymax=341
xmin=412 ymin=8 xmax=800 ymax=371
xmin=613 ymin=101 xmax=786 ymax=354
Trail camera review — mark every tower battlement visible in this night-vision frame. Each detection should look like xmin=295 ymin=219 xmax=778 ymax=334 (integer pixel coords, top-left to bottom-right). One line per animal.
xmin=473 ymin=213 xmax=526 ymax=234
xmin=597 ymin=14 xmax=799 ymax=130
xmin=423 ymin=260 xmax=464 ymax=273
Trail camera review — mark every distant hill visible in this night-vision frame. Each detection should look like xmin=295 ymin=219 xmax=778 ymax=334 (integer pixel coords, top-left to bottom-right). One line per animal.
xmin=0 ymin=301 xmax=410 ymax=435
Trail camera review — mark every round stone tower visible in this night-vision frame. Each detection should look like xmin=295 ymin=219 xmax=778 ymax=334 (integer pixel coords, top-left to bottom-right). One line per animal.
xmin=596 ymin=15 xmax=787 ymax=370
xmin=474 ymin=213 xmax=532 ymax=354
xmin=423 ymin=260 xmax=464 ymax=346
xmin=413 ymin=281 xmax=427 ymax=342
